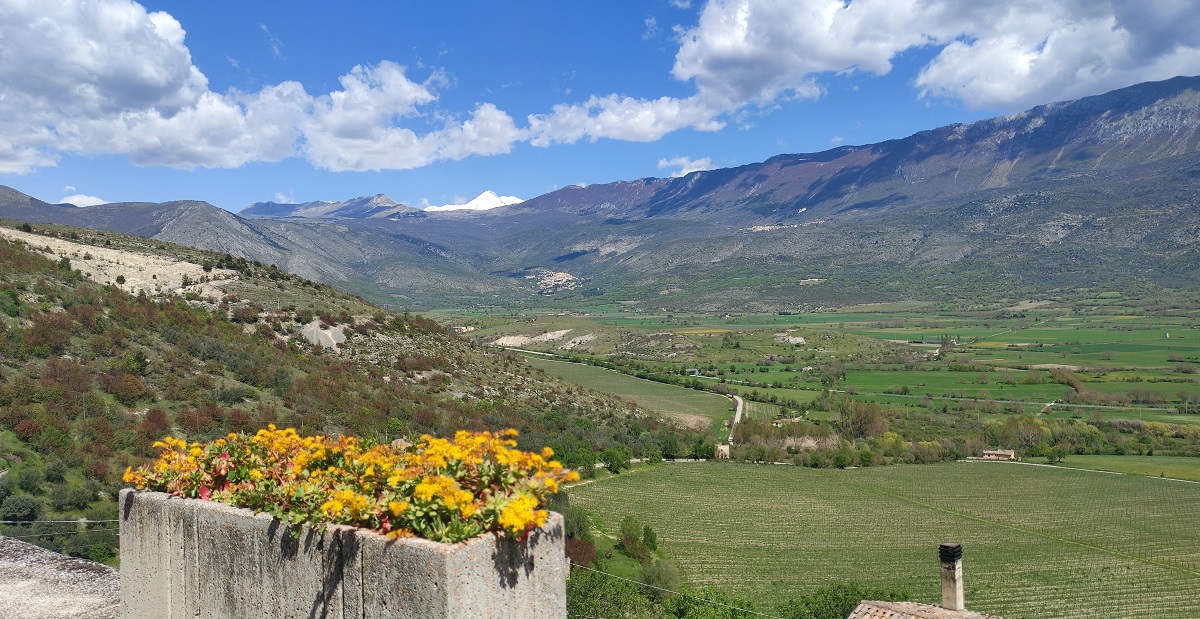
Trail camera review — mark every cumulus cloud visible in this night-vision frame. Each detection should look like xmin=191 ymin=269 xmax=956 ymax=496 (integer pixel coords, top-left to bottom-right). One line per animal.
xmin=658 ymin=156 xmax=716 ymax=177
xmin=529 ymin=0 xmax=1200 ymax=146
xmin=0 ymin=0 xmax=522 ymax=174
xmin=60 ymin=194 xmax=108 ymax=207
xmin=2 ymin=0 xmax=1199 ymax=174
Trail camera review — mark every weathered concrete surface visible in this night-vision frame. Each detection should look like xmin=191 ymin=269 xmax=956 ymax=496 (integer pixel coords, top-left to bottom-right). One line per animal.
xmin=0 ymin=535 xmax=118 ymax=619
xmin=119 ymin=489 xmax=567 ymax=619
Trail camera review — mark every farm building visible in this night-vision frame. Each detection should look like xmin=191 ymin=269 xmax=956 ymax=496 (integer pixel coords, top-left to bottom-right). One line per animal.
xmin=980 ymin=450 xmax=1017 ymax=461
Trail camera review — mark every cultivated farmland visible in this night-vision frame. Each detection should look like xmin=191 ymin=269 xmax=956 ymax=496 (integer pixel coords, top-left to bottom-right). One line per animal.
xmin=569 ymin=461 xmax=1200 ymax=619
xmin=526 ymin=356 xmax=732 ymax=428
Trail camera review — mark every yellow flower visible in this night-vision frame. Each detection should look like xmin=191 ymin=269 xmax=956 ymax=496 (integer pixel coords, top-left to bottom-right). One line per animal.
xmin=498 ymin=494 xmax=540 ymax=536
xmin=128 ymin=427 xmax=579 ymax=543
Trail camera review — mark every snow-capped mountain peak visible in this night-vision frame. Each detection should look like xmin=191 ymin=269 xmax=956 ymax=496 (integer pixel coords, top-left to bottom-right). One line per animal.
xmin=425 ymin=190 xmax=523 ymax=212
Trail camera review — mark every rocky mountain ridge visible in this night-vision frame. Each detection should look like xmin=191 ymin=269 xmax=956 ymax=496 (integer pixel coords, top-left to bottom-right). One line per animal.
xmin=3 ymin=75 xmax=1200 ymax=309
xmin=240 ymin=194 xmax=417 ymax=219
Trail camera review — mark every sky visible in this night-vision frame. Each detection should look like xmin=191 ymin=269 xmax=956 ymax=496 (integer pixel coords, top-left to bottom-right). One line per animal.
xmin=2 ymin=1 xmax=1199 ymax=212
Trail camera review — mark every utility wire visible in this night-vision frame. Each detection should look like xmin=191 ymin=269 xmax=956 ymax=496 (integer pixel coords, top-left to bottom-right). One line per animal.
xmin=1 ymin=527 xmax=120 ymax=540
xmin=0 ymin=519 xmax=120 ymax=524
xmin=569 ymin=562 xmax=784 ymax=619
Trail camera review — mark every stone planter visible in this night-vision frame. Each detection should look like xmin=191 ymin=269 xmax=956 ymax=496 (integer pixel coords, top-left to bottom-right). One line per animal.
xmin=118 ymin=489 xmax=566 ymax=619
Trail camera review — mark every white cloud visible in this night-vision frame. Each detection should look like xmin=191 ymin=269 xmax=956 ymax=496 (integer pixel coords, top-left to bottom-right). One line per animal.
xmin=273 ymin=192 xmax=293 ymax=203
xmin=530 ymin=0 xmax=1200 ymax=147
xmin=644 ymin=16 xmax=659 ymax=40
xmin=830 ymin=135 xmax=843 ymax=144
xmin=0 ymin=0 xmax=523 ymax=174
xmin=914 ymin=1 xmax=1200 ymax=108
xmin=2 ymin=0 xmax=1199 ymax=175
xmin=669 ymin=0 xmax=693 ymax=8
xmin=60 ymin=194 xmax=107 ymax=207
xmin=658 ymin=155 xmax=715 ymax=177
xmin=673 ymin=0 xmax=1200 ymax=111
xmin=528 ymin=94 xmax=723 ymax=145
xmin=259 ymin=23 xmax=286 ymax=60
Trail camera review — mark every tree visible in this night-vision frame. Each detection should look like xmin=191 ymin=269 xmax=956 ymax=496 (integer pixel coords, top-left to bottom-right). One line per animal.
xmin=563 ymin=506 xmax=593 ymax=542
xmin=642 ymin=525 xmax=657 ymax=551
xmin=1 ymin=495 xmax=43 ymax=522
xmin=777 ymin=582 xmax=909 ymax=619
xmin=566 ymin=569 xmax=657 ymax=619
xmin=838 ymin=399 xmax=887 ymax=439
xmin=43 ymin=460 xmax=67 ymax=484
xmin=639 ymin=559 xmax=679 ymax=601
xmin=15 ymin=466 xmax=43 ymax=495
xmin=601 ymin=446 xmax=631 ymax=474
xmin=618 ymin=515 xmax=650 ymax=563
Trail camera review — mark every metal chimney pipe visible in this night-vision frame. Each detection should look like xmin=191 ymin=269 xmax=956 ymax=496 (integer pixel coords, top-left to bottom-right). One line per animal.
xmin=940 ymin=543 xmax=964 ymax=611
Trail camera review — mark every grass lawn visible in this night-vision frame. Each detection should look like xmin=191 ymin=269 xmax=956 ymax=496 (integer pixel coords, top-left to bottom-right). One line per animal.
xmin=569 ymin=461 xmax=1200 ymax=619
xmin=526 ymin=357 xmax=732 ymax=428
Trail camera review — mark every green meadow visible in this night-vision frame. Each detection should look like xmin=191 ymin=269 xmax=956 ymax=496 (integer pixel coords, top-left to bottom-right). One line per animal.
xmin=525 ymin=356 xmax=732 ymax=428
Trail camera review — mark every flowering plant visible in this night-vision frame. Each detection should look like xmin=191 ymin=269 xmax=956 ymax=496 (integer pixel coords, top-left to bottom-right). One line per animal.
xmin=123 ymin=427 xmax=578 ymax=543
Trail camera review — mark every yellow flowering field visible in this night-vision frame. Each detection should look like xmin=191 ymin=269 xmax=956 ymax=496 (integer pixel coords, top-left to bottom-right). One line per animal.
xmin=124 ymin=427 xmax=578 ymax=543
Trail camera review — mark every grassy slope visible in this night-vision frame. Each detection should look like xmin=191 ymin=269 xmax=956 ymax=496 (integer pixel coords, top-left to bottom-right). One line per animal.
xmin=570 ymin=461 xmax=1200 ymax=619
xmin=525 ymin=357 xmax=732 ymax=429
xmin=0 ymin=225 xmax=709 ymax=562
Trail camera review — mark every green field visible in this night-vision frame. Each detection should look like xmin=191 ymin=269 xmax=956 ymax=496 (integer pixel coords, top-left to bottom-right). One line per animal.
xmin=570 ymin=461 xmax=1200 ymax=619
xmin=526 ymin=357 xmax=733 ymax=428
xmin=1054 ymin=455 xmax=1200 ymax=482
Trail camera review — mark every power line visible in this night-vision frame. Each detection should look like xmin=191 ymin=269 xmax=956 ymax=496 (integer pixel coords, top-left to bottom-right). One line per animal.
xmin=0 ymin=519 xmax=119 ymax=524
xmin=2 ymin=527 xmax=119 ymax=541
xmin=569 ymin=562 xmax=784 ymax=619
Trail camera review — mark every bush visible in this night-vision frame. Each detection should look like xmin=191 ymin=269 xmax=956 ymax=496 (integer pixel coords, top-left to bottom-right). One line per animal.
xmin=1 ymin=495 xmax=43 ymax=522
xmin=639 ymin=558 xmax=680 ymax=600
xmin=43 ymin=460 xmax=67 ymax=484
xmin=565 ymin=537 xmax=597 ymax=567
xmin=776 ymin=582 xmax=910 ymax=619
xmin=15 ymin=466 xmax=43 ymax=494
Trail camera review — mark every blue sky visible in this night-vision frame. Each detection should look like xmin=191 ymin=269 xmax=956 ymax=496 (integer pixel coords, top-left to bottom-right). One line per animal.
xmin=2 ymin=1 xmax=1199 ymax=211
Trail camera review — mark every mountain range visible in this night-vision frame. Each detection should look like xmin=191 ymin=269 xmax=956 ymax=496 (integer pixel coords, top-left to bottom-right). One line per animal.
xmin=3 ymin=75 xmax=1200 ymax=310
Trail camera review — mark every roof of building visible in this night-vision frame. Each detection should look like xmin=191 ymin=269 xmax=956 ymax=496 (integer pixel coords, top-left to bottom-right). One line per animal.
xmin=848 ymin=601 xmax=1003 ymax=619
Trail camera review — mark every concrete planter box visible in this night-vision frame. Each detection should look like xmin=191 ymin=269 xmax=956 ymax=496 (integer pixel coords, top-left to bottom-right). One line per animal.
xmin=118 ymin=489 xmax=566 ymax=619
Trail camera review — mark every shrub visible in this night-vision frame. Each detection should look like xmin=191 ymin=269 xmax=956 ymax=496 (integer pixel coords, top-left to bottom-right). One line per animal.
xmin=564 ymin=537 xmax=597 ymax=567
xmin=15 ymin=466 xmax=43 ymax=494
xmin=1 ymin=495 xmax=43 ymax=522
xmin=43 ymin=460 xmax=67 ymax=484
xmin=125 ymin=427 xmax=578 ymax=543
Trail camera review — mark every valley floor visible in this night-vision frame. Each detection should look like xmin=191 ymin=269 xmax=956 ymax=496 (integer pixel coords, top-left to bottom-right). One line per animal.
xmin=570 ymin=459 xmax=1200 ymax=619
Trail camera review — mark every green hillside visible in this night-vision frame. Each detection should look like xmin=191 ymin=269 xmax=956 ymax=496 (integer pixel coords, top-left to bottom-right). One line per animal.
xmin=0 ymin=223 xmax=711 ymax=562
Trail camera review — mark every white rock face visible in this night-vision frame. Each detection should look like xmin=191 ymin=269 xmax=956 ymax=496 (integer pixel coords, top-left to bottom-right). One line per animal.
xmin=425 ymin=190 xmax=523 ymax=212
